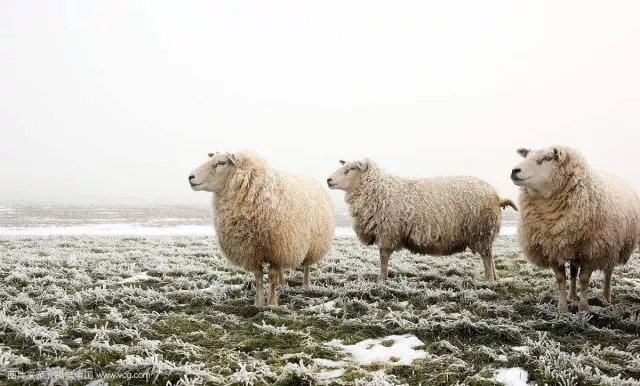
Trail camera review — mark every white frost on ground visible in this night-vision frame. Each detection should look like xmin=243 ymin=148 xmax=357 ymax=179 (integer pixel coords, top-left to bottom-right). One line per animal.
xmin=0 ymin=224 xmax=516 ymax=237
xmin=326 ymin=334 xmax=427 ymax=365
xmin=494 ymin=367 xmax=529 ymax=386
xmin=0 ymin=224 xmax=213 ymax=236
xmin=316 ymin=368 xmax=346 ymax=380
xmin=1 ymin=234 xmax=638 ymax=384
xmin=303 ymin=299 xmax=341 ymax=313
xmin=313 ymin=358 xmax=346 ymax=368
xmin=119 ymin=272 xmax=151 ymax=284
xmin=335 ymin=227 xmax=356 ymax=237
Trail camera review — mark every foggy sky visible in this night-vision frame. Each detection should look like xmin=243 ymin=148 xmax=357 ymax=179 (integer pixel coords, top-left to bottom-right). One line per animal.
xmin=2 ymin=1 xmax=640 ymax=208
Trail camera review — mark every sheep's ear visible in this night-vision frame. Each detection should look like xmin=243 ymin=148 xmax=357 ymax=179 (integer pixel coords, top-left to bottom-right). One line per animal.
xmin=227 ymin=153 xmax=237 ymax=165
xmin=355 ymin=160 xmax=368 ymax=171
xmin=208 ymin=152 xmax=216 ymax=158
xmin=517 ymin=148 xmax=530 ymax=158
xmin=339 ymin=160 xmax=346 ymax=165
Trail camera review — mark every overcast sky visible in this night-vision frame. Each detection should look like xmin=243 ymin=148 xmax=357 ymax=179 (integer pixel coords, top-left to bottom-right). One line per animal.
xmin=2 ymin=1 xmax=640 ymax=207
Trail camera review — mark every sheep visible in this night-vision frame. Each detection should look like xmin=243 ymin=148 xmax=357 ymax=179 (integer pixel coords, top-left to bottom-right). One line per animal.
xmin=327 ymin=159 xmax=517 ymax=282
xmin=511 ymin=146 xmax=640 ymax=312
xmin=189 ymin=151 xmax=335 ymax=306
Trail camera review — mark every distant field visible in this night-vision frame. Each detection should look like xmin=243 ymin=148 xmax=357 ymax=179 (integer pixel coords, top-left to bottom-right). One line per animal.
xmin=1 ymin=235 xmax=639 ymax=385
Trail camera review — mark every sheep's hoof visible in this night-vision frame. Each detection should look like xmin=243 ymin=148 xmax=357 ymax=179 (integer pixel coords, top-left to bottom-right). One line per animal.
xmin=254 ymin=297 xmax=265 ymax=307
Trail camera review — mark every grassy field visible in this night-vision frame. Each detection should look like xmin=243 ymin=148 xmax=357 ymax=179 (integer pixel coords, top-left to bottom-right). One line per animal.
xmin=0 ymin=235 xmax=639 ymax=385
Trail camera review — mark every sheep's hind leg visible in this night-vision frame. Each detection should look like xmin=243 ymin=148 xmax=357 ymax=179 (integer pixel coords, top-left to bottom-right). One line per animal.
xmin=267 ymin=265 xmax=279 ymax=307
xmin=578 ymin=266 xmax=593 ymax=312
xmin=378 ymin=248 xmax=393 ymax=283
xmin=568 ymin=264 xmax=578 ymax=301
xmin=603 ymin=266 xmax=613 ymax=304
xmin=552 ymin=264 xmax=568 ymax=312
xmin=480 ymin=252 xmax=496 ymax=282
xmin=253 ymin=268 xmax=265 ymax=307
xmin=303 ymin=266 xmax=310 ymax=289
xmin=278 ymin=268 xmax=287 ymax=286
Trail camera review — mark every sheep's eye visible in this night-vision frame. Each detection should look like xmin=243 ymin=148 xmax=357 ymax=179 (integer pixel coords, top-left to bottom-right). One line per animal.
xmin=214 ymin=161 xmax=226 ymax=168
xmin=544 ymin=154 xmax=554 ymax=161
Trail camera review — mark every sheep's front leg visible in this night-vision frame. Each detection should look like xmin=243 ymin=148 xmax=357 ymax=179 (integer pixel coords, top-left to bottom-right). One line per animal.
xmin=378 ymin=248 xmax=393 ymax=283
xmin=481 ymin=253 xmax=496 ymax=281
xmin=253 ymin=268 xmax=265 ymax=307
xmin=578 ymin=266 xmax=593 ymax=312
xmin=603 ymin=266 xmax=613 ymax=304
xmin=267 ymin=265 xmax=279 ymax=307
xmin=552 ymin=264 xmax=568 ymax=312
xmin=303 ymin=266 xmax=311 ymax=289
xmin=568 ymin=264 xmax=579 ymax=301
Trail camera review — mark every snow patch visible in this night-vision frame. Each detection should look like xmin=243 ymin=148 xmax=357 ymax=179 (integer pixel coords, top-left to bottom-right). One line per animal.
xmin=494 ymin=367 xmax=529 ymax=386
xmin=326 ymin=334 xmax=427 ymax=365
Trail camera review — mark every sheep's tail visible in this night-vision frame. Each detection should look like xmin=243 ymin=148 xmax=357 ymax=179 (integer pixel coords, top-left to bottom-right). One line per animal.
xmin=499 ymin=198 xmax=517 ymax=211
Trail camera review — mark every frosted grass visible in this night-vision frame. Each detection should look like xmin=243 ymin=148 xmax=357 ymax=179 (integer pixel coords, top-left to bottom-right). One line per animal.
xmin=0 ymin=234 xmax=638 ymax=385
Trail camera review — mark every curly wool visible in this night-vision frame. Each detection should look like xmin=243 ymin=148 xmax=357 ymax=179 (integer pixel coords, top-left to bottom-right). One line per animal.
xmin=345 ymin=160 xmax=510 ymax=257
xmin=518 ymin=147 xmax=640 ymax=271
xmin=213 ymin=152 xmax=334 ymax=271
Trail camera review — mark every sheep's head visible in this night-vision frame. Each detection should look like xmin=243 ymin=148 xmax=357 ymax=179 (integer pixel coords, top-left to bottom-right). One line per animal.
xmin=188 ymin=152 xmax=237 ymax=193
xmin=511 ymin=146 xmax=568 ymax=193
xmin=327 ymin=159 xmax=368 ymax=192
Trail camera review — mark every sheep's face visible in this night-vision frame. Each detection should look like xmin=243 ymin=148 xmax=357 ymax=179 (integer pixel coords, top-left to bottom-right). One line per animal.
xmin=189 ymin=152 xmax=237 ymax=193
xmin=327 ymin=160 xmax=367 ymax=192
xmin=511 ymin=147 xmax=566 ymax=192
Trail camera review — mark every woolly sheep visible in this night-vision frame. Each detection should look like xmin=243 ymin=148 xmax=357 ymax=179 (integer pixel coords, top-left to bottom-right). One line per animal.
xmin=511 ymin=146 xmax=640 ymax=312
xmin=189 ymin=151 xmax=334 ymax=306
xmin=327 ymin=159 xmax=517 ymax=282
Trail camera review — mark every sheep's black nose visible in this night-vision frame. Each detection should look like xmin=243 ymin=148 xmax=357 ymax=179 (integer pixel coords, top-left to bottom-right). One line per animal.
xmin=327 ymin=178 xmax=333 ymax=184
xmin=189 ymin=175 xmax=195 ymax=181
xmin=511 ymin=168 xmax=521 ymax=175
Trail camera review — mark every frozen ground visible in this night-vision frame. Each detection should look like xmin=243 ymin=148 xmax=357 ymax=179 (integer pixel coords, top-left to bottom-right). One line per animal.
xmin=1 ymin=234 xmax=639 ymax=385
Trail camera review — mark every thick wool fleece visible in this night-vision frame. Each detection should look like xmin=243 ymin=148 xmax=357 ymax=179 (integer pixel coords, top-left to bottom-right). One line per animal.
xmin=213 ymin=152 xmax=334 ymax=272
xmin=518 ymin=148 xmax=640 ymax=272
xmin=346 ymin=160 xmax=512 ymax=258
